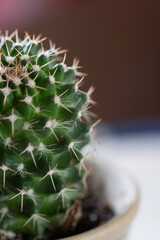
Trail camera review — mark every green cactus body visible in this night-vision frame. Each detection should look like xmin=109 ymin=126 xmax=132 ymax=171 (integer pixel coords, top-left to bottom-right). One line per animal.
xmin=0 ymin=31 xmax=97 ymax=240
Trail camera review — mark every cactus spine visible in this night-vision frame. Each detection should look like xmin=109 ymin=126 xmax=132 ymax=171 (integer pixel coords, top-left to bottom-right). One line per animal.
xmin=0 ymin=30 xmax=98 ymax=240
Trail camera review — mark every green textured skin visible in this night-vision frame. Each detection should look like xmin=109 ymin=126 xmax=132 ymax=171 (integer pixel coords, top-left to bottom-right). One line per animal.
xmin=0 ymin=31 xmax=95 ymax=240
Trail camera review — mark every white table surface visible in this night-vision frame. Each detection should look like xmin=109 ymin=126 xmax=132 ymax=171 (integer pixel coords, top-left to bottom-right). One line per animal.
xmin=94 ymin=129 xmax=160 ymax=240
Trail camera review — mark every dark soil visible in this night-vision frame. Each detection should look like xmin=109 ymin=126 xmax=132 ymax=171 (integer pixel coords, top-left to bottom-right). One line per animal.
xmin=54 ymin=195 xmax=114 ymax=239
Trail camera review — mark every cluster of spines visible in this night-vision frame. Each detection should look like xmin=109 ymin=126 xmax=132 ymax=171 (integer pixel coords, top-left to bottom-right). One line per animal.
xmin=0 ymin=30 xmax=100 ymax=240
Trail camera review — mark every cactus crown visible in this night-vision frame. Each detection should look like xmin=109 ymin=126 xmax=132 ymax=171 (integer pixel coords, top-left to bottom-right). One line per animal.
xmin=0 ymin=30 xmax=98 ymax=239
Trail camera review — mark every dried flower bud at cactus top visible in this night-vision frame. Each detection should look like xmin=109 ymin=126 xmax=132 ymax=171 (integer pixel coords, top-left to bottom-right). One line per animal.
xmin=0 ymin=30 xmax=99 ymax=239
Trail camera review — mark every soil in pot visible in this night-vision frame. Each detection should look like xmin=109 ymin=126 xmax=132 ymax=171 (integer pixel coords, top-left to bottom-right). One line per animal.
xmin=52 ymin=195 xmax=114 ymax=239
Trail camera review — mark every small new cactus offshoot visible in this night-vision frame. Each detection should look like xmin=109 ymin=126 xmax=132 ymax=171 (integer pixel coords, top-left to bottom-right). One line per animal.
xmin=0 ymin=30 xmax=99 ymax=240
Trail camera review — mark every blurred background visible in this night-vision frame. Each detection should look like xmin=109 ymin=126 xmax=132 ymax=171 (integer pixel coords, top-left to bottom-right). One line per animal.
xmin=1 ymin=0 xmax=160 ymax=123
xmin=1 ymin=1 xmax=160 ymax=239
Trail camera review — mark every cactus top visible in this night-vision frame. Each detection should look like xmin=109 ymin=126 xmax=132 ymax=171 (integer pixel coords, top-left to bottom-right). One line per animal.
xmin=0 ymin=30 xmax=99 ymax=239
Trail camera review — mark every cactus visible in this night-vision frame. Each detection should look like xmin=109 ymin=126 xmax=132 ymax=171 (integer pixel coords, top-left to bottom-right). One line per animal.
xmin=0 ymin=30 xmax=98 ymax=240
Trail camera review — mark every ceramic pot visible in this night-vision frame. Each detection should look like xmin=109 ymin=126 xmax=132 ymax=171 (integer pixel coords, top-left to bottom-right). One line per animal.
xmin=59 ymin=164 xmax=140 ymax=240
